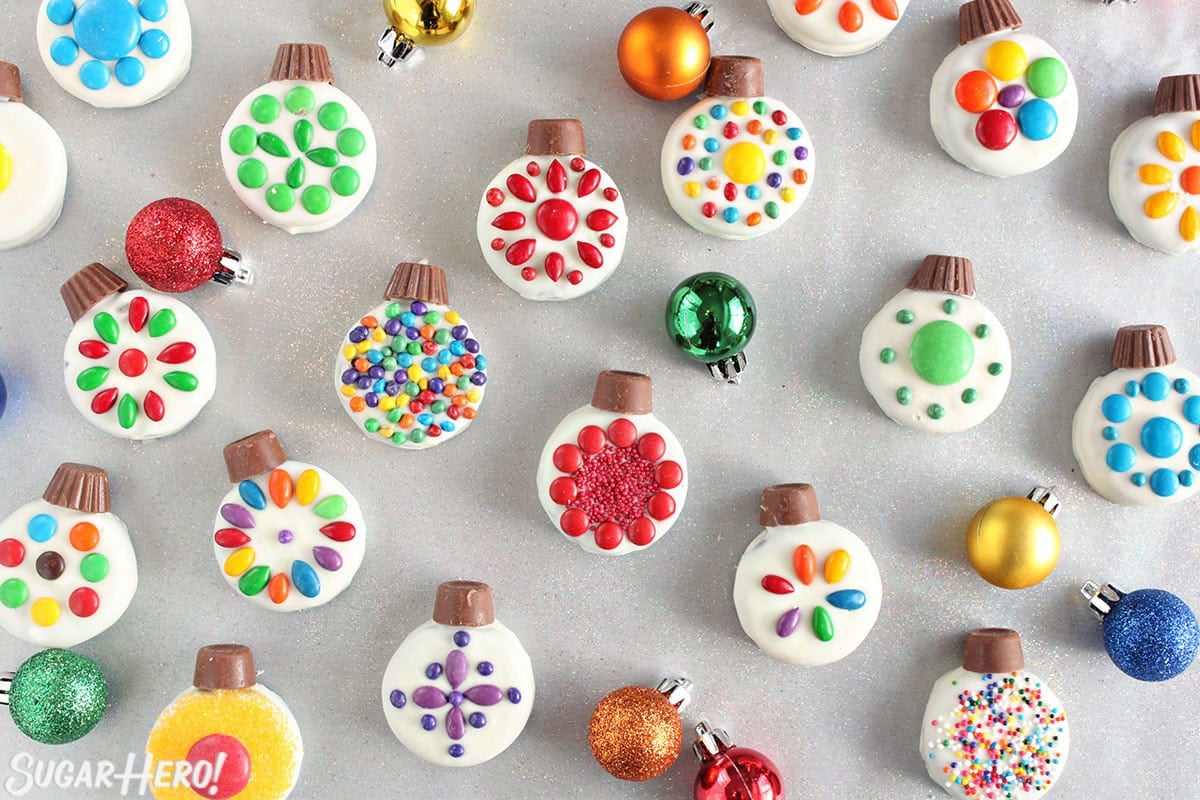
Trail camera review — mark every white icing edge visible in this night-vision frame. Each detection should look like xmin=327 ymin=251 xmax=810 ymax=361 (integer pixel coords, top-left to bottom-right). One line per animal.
xmin=0 ymin=101 xmax=68 ymax=250
xmin=765 ymin=0 xmax=909 ymax=57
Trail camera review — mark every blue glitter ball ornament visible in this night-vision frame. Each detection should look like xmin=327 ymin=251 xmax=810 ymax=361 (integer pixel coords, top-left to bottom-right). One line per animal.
xmin=1083 ymin=581 xmax=1200 ymax=682
xmin=0 ymin=370 xmax=6 ymax=419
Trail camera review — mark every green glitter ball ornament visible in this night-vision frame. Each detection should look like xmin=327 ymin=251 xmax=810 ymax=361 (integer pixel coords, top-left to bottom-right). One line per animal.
xmin=665 ymin=272 xmax=757 ymax=384
xmin=4 ymin=649 xmax=107 ymax=744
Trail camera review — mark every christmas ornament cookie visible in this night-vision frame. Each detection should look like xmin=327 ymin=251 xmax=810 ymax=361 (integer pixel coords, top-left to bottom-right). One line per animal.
xmin=221 ymin=44 xmax=377 ymax=234
xmin=691 ymin=720 xmax=784 ymax=800
xmin=661 ymin=56 xmax=814 ymax=240
xmin=3 ymin=649 xmax=107 ymax=744
xmin=589 ymin=678 xmax=693 ymax=781
xmin=537 ymin=371 xmax=688 ymax=555
xmin=0 ymin=63 xmax=68 ymax=251
xmin=1109 ymin=75 xmax=1200 ymax=255
xmin=146 ymin=644 xmax=303 ymax=800
xmin=126 ymin=198 xmax=250 ymax=292
xmin=966 ymin=487 xmax=1060 ymax=589
xmin=61 ymin=263 xmax=216 ymax=439
xmin=617 ymin=4 xmax=713 ymax=101
xmin=36 ymin=0 xmax=192 ymax=108
xmin=335 ymin=262 xmax=486 ymax=449
xmin=378 ymin=0 xmax=476 ymax=65
xmin=767 ymin=0 xmax=909 ymax=57
xmin=733 ymin=484 xmax=881 ymax=666
xmin=665 ymin=272 xmax=757 ymax=383
xmin=859 ymin=255 xmax=1012 ymax=433
xmin=382 ymin=581 xmax=534 ymax=767
xmin=920 ymin=628 xmax=1069 ymax=799
xmin=213 ymin=431 xmax=365 ymax=611
xmin=477 ymin=119 xmax=627 ymax=301
xmin=929 ymin=0 xmax=1078 ymax=177
xmin=0 ymin=463 xmax=136 ymax=648
xmin=1081 ymin=581 xmax=1199 ymax=682
xmin=1071 ymin=325 xmax=1200 ymax=506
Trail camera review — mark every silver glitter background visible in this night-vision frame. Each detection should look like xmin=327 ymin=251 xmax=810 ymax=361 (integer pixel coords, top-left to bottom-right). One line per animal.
xmin=2 ymin=1 xmax=1200 ymax=797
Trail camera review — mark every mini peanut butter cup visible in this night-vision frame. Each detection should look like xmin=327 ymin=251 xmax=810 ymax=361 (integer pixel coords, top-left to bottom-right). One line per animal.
xmin=61 ymin=263 xmax=127 ymax=323
xmin=591 ymin=370 xmax=653 ymax=415
xmin=963 ymin=627 xmax=1025 ymax=673
xmin=194 ymin=644 xmax=257 ymax=690
xmin=526 ymin=119 xmax=587 ymax=156
xmin=1111 ymin=325 xmax=1176 ymax=369
xmin=43 ymin=463 xmax=110 ymax=513
xmin=908 ymin=255 xmax=977 ymax=297
xmin=433 ymin=580 xmax=495 ymax=627
xmin=760 ymin=483 xmax=820 ymax=527
xmin=270 ymin=43 xmax=334 ymax=84
xmin=1154 ymin=75 xmax=1200 ymax=116
xmin=384 ymin=262 xmax=450 ymax=306
xmin=224 ymin=430 xmax=289 ymax=484
xmin=704 ymin=56 xmax=764 ymax=99
xmin=958 ymin=0 xmax=1022 ymax=45
xmin=0 ymin=61 xmax=23 ymax=103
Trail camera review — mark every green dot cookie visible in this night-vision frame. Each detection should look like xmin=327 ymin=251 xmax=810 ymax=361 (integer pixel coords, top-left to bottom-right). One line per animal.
xmin=220 ymin=44 xmax=376 ymax=234
xmin=859 ymin=255 xmax=1011 ymax=433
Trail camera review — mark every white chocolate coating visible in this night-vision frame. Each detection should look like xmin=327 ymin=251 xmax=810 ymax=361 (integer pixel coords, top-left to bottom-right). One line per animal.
xmin=220 ymin=79 xmax=377 ymax=234
xmin=211 ymin=460 xmax=365 ymax=611
xmin=536 ymin=404 xmax=688 ymax=556
xmin=0 ymin=100 xmax=68 ymax=250
xmin=63 ymin=288 xmax=216 ymax=440
xmin=334 ymin=298 xmax=487 ymax=450
xmin=382 ymin=619 xmax=535 ymax=767
xmin=0 ymin=499 xmax=137 ymax=648
xmin=1071 ymin=365 xmax=1200 ymax=506
xmin=477 ymin=154 xmax=627 ymax=301
xmin=660 ymin=94 xmax=814 ymax=240
xmin=929 ymin=31 xmax=1078 ymax=177
xmin=859 ymin=287 xmax=1011 ymax=433
xmin=920 ymin=666 xmax=1069 ymax=799
xmin=733 ymin=519 xmax=881 ymax=666
xmin=36 ymin=0 xmax=192 ymax=108
xmin=766 ymin=0 xmax=909 ymax=57
xmin=1109 ymin=111 xmax=1200 ymax=256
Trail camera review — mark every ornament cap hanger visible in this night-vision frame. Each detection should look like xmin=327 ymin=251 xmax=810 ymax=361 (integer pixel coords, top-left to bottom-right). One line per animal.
xmin=1081 ymin=579 xmax=1123 ymax=620
xmin=0 ymin=61 xmax=23 ymax=103
xmin=692 ymin=719 xmax=732 ymax=759
xmin=1026 ymin=485 xmax=1060 ymax=516
xmin=655 ymin=676 xmax=693 ymax=710
xmin=683 ymin=2 xmax=714 ymax=31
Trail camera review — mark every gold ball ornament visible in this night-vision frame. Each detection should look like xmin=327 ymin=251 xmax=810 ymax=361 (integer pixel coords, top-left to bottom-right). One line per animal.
xmin=617 ymin=5 xmax=713 ymax=101
xmin=588 ymin=679 xmax=693 ymax=781
xmin=966 ymin=487 xmax=1062 ymax=590
xmin=378 ymin=0 xmax=476 ymax=65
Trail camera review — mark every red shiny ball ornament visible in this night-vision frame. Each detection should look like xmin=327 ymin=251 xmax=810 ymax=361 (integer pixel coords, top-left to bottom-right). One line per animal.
xmin=693 ymin=723 xmax=784 ymax=800
xmin=125 ymin=198 xmax=237 ymax=293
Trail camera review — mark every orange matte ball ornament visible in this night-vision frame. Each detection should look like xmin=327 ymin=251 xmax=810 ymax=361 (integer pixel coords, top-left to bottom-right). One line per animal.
xmin=617 ymin=4 xmax=713 ymax=101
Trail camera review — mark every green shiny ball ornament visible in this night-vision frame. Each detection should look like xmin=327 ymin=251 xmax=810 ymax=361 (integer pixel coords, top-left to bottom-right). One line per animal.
xmin=6 ymin=650 xmax=107 ymax=744
xmin=665 ymin=272 xmax=756 ymax=383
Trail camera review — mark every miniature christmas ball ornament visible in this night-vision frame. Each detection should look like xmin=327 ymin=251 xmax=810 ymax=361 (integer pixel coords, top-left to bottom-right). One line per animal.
xmin=734 ymin=484 xmax=882 ymax=666
xmin=691 ymin=720 xmax=783 ymax=800
xmin=920 ymin=628 xmax=1069 ymax=799
xmin=966 ymin=487 xmax=1061 ymax=589
xmin=378 ymin=0 xmax=476 ymax=66
xmin=382 ymin=581 xmax=535 ymax=767
xmin=1072 ymin=325 xmax=1200 ymax=506
xmin=1109 ymin=75 xmax=1200 ymax=255
xmin=212 ymin=431 xmax=365 ymax=611
xmin=477 ymin=119 xmax=628 ymax=301
xmin=0 ymin=370 xmax=6 ymax=420
xmin=0 ymin=62 xmax=68 ymax=251
xmin=1082 ymin=581 xmax=1199 ymax=682
xmin=537 ymin=371 xmax=688 ymax=555
xmin=3 ymin=649 xmax=107 ymax=744
xmin=146 ymin=644 xmax=303 ymax=800
xmin=221 ymin=44 xmax=378 ymax=234
xmin=126 ymin=198 xmax=250 ymax=292
xmin=661 ymin=56 xmax=814 ymax=240
xmin=589 ymin=678 xmax=693 ymax=781
xmin=665 ymin=271 xmax=756 ymax=383
xmin=36 ymin=0 xmax=192 ymax=108
xmin=929 ymin=0 xmax=1078 ymax=177
xmin=61 ymin=262 xmax=217 ymax=440
xmin=860 ymin=255 xmax=1012 ymax=432
xmin=767 ymin=0 xmax=910 ymax=57
xmin=0 ymin=463 xmax=137 ymax=648
xmin=335 ymin=262 xmax=487 ymax=448
xmin=617 ymin=4 xmax=713 ymax=101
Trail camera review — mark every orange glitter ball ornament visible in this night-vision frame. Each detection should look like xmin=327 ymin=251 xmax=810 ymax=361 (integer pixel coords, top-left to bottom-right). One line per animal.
xmin=617 ymin=5 xmax=713 ymax=101
xmin=588 ymin=678 xmax=693 ymax=781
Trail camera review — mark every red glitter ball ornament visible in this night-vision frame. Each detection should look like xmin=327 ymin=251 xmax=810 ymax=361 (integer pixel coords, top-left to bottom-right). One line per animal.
xmin=125 ymin=198 xmax=248 ymax=293
xmin=692 ymin=721 xmax=783 ymax=800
